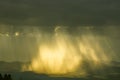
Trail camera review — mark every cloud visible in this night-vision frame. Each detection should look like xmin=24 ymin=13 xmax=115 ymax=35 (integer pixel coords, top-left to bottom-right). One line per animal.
xmin=0 ymin=0 xmax=120 ymax=26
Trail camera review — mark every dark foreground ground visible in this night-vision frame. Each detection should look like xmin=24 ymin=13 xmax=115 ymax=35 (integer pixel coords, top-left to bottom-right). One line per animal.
xmin=8 ymin=70 xmax=120 ymax=80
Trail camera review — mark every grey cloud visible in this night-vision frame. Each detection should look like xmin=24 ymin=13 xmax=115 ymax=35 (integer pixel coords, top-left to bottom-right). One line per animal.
xmin=0 ymin=0 xmax=120 ymax=26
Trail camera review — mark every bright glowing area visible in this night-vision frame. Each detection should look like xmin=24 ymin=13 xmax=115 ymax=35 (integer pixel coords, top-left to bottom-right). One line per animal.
xmin=22 ymin=26 xmax=112 ymax=77
xmin=15 ymin=32 xmax=19 ymax=36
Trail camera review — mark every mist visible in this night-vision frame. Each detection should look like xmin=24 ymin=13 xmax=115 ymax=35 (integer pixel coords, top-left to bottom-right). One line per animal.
xmin=0 ymin=25 xmax=119 ymax=76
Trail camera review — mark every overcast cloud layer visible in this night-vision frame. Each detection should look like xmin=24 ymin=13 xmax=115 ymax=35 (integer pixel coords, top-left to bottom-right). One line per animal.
xmin=0 ymin=0 xmax=120 ymax=26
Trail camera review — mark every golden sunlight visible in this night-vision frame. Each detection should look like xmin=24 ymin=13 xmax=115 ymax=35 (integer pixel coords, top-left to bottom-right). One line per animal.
xmin=22 ymin=26 xmax=111 ymax=77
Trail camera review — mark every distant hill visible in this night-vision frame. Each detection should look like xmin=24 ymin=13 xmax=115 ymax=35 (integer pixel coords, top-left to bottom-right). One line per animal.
xmin=0 ymin=61 xmax=23 ymax=72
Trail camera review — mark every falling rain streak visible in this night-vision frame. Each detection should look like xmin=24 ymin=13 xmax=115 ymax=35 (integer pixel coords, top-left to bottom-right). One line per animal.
xmin=0 ymin=25 xmax=119 ymax=77
xmin=21 ymin=26 xmax=115 ymax=77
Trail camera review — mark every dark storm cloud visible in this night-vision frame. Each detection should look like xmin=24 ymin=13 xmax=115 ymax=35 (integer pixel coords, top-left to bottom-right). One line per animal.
xmin=0 ymin=0 xmax=120 ymax=26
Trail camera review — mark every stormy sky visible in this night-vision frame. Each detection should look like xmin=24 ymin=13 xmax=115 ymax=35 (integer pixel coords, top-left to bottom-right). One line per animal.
xmin=0 ymin=0 xmax=120 ymax=26
xmin=0 ymin=0 xmax=120 ymax=62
